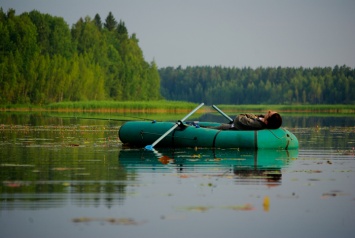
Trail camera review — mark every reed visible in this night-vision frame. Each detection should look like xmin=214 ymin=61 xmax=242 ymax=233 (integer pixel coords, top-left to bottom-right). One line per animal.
xmin=47 ymin=112 xmax=199 ymax=122
xmin=1 ymin=101 xmax=354 ymax=114
xmin=215 ymin=104 xmax=355 ymax=113
xmin=45 ymin=100 xmax=200 ymax=112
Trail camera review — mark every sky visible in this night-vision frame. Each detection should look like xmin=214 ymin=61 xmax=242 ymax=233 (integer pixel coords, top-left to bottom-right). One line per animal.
xmin=1 ymin=0 xmax=355 ymax=68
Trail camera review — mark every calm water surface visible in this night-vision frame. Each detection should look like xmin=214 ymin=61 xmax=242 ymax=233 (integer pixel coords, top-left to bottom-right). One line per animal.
xmin=0 ymin=113 xmax=354 ymax=238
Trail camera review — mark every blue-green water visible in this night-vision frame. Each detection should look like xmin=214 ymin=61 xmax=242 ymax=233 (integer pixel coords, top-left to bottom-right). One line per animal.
xmin=0 ymin=113 xmax=354 ymax=238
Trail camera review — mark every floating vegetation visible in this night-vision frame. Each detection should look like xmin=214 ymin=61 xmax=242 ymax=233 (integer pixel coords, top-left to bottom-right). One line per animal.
xmin=222 ymin=204 xmax=255 ymax=211
xmin=177 ymin=203 xmax=258 ymax=212
xmin=0 ymin=123 xmax=120 ymax=148
xmin=72 ymin=217 xmax=143 ymax=225
xmin=177 ymin=206 xmax=213 ymax=212
xmin=291 ymin=170 xmax=322 ymax=173
xmin=321 ymin=190 xmax=348 ymax=199
xmin=177 ymin=204 xmax=257 ymax=212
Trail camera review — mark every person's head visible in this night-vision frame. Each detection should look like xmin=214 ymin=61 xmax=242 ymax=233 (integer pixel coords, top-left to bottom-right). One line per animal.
xmin=264 ymin=111 xmax=282 ymax=129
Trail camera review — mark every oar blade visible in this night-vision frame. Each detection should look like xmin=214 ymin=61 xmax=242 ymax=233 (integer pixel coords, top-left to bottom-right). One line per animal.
xmin=144 ymin=145 xmax=154 ymax=151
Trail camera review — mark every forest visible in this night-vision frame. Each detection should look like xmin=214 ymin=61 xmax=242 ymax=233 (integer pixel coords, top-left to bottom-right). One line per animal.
xmin=0 ymin=9 xmax=161 ymax=104
xmin=159 ymin=65 xmax=355 ymax=104
xmin=1 ymin=9 xmax=354 ymax=106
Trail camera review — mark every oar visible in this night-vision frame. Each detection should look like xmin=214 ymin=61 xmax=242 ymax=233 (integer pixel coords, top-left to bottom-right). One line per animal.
xmin=212 ymin=105 xmax=234 ymax=123
xmin=145 ymin=103 xmax=205 ymax=151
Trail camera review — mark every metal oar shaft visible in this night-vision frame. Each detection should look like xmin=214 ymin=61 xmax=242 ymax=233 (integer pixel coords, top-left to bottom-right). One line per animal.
xmin=151 ymin=123 xmax=178 ymax=147
xmin=181 ymin=103 xmax=205 ymax=121
xmin=145 ymin=103 xmax=204 ymax=150
xmin=151 ymin=102 xmax=204 ymax=147
xmin=212 ymin=105 xmax=233 ymax=123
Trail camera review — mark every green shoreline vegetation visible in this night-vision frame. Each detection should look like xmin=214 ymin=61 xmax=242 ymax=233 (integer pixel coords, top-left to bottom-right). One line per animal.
xmin=0 ymin=101 xmax=199 ymax=112
xmin=216 ymin=104 xmax=355 ymax=114
xmin=1 ymin=101 xmax=354 ymax=114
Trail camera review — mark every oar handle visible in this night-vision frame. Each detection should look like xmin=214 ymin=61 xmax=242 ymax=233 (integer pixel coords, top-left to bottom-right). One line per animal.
xmin=212 ymin=105 xmax=234 ymax=123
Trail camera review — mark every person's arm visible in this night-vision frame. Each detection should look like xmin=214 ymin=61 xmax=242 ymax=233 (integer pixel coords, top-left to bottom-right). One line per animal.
xmin=234 ymin=114 xmax=266 ymax=130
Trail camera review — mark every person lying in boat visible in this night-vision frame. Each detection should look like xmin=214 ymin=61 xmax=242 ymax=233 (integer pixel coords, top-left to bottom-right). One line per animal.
xmin=212 ymin=110 xmax=282 ymax=130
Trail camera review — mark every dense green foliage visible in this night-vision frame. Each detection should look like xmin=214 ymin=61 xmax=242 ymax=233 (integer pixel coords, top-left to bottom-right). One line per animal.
xmin=0 ymin=9 xmax=161 ymax=104
xmin=159 ymin=65 xmax=355 ymax=104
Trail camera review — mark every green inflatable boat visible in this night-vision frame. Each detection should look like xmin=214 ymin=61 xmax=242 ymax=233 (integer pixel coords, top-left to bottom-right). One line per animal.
xmin=118 ymin=121 xmax=299 ymax=150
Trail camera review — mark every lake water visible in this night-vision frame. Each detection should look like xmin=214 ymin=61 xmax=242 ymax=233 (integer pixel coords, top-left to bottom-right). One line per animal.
xmin=1 ymin=112 xmax=354 ymax=238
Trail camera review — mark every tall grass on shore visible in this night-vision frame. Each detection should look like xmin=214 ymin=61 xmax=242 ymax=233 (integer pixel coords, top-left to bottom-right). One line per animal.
xmin=0 ymin=101 xmax=198 ymax=112
xmin=215 ymin=104 xmax=355 ymax=113
xmin=1 ymin=101 xmax=354 ymax=114
xmin=45 ymin=101 xmax=199 ymax=112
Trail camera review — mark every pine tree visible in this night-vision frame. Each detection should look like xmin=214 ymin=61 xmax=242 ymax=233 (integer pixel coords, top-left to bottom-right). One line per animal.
xmin=117 ymin=20 xmax=128 ymax=36
xmin=104 ymin=12 xmax=117 ymax=31
xmin=93 ymin=13 xmax=102 ymax=30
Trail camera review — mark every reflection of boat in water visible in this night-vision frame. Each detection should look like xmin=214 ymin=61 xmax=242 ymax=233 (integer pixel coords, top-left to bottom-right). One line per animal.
xmin=118 ymin=148 xmax=298 ymax=184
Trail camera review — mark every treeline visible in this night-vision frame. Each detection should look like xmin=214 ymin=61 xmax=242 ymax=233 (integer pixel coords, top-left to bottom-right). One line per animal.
xmin=0 ymin=9 xmax=161 ymax=104
xmin=159 ymin=65 xmax=355 ymax=104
